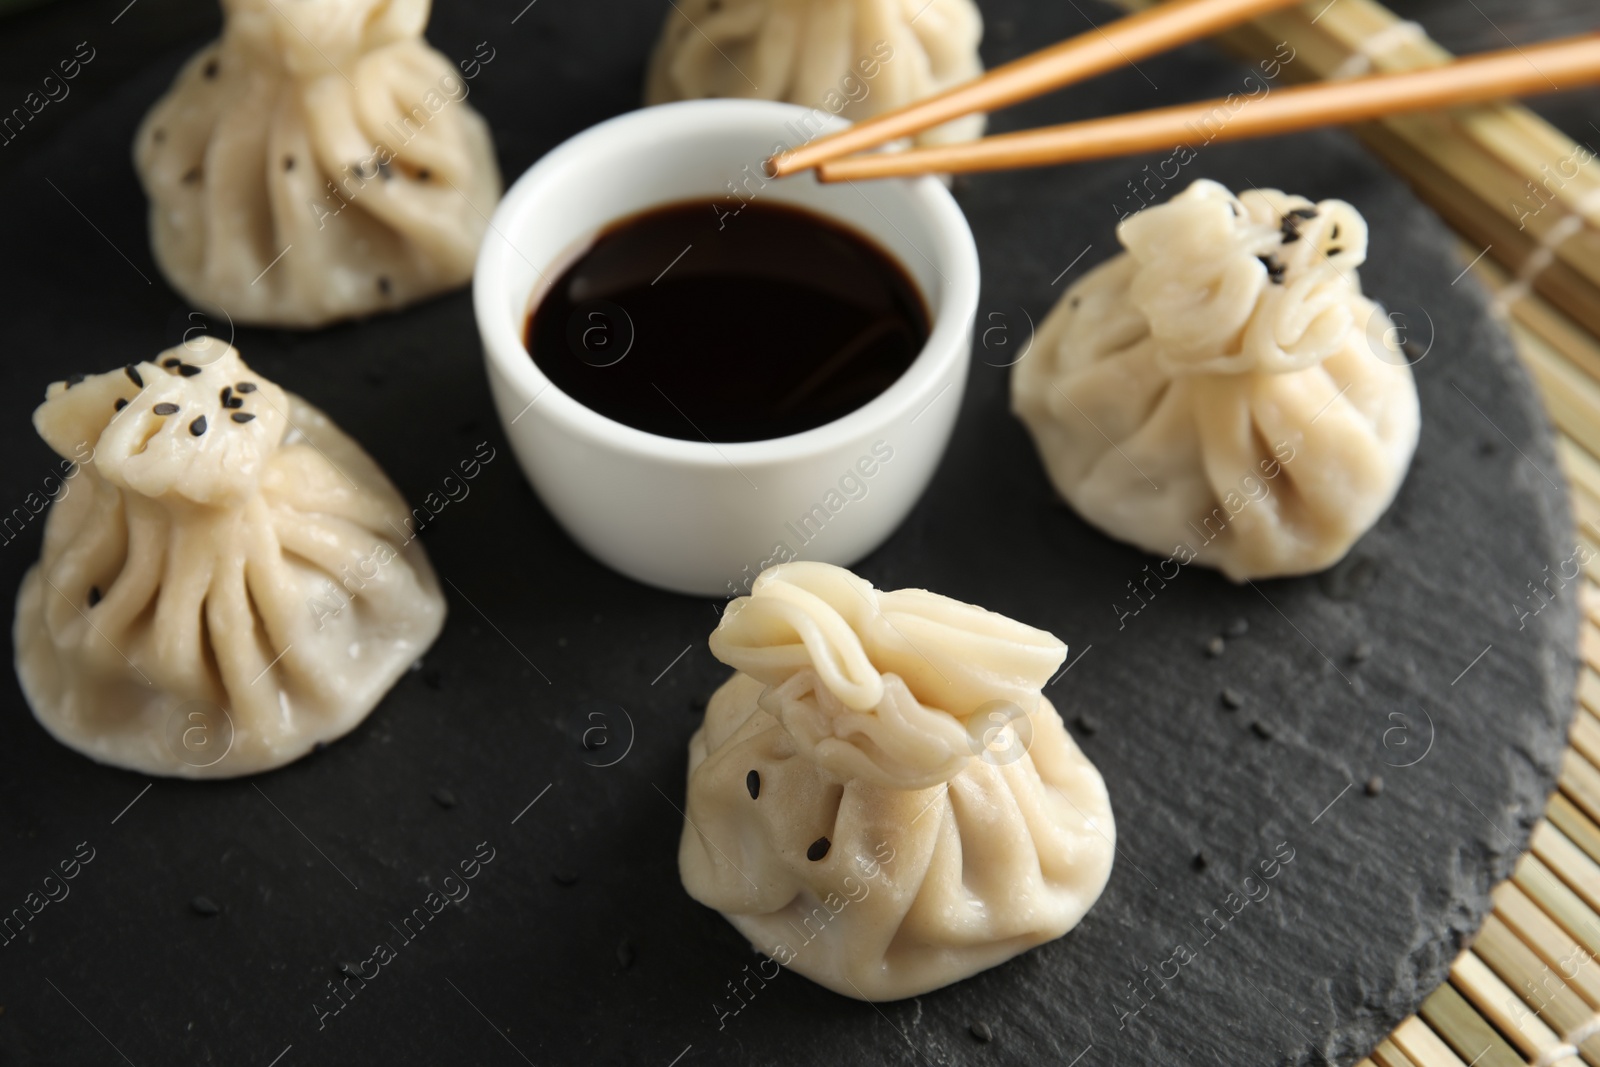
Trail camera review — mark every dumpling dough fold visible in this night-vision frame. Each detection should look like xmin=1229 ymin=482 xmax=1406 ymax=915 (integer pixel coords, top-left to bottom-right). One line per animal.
xmin=134 ymin=0 xmax=502 ymax=328
xmin=681 ymin=562 xmax=1114 ymax=1001
xmin=645 ymin=0 xmax=986 ymax=149
xmin=14 ymin=338 xmax=446 ymax=777
xmin=1013 ymin=179 xmax=1420 ymax=580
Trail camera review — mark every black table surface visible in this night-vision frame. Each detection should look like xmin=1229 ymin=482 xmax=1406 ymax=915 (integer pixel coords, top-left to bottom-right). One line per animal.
xmin=0 ymin=2 xmax=1586 ymax=1066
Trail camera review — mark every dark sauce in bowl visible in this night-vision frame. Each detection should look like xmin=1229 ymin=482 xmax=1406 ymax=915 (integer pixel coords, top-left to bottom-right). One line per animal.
xmin=524 ymin=199 xmax=929 ymax=443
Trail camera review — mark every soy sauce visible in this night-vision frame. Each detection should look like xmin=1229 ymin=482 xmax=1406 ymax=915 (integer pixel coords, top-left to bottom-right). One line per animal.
xmin=525 ymin=199 xmax=928 ymax=443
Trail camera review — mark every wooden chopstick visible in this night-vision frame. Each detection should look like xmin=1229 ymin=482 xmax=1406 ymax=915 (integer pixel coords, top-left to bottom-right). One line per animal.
xmin=812 ymin=33 xmax=1600 ymax=182
xmin=766 ymin=0 xmax=1307 ymax=178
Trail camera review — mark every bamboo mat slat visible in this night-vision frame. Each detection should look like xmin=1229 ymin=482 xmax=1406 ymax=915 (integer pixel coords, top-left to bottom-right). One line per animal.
xmin=1577 ymin=675 xmax=1600 ymax=724
xmin=1393 ymin=1014 xmax=1471 ymax=1067
xmin=1373 ymin=1037 xmax=1424 ymax=1067
xmin=1086 ymin=1 xmax=1600 ymax=1062
xmin=1514 ymin=852 xmax=1600 ymax=962
xmin=1540 ymin=799 xmax=1600 ymax=895
xmin=1491 ymin=881 xmax=1600 ymax=1007
xmin=1562 ymin=750 xmax=1600 ymax=829
xmin=1573 ymin=711 xmax=1600 ymax=769
xmin=1581 ymin=627 xmax=1600 ymax=674
xmin=1471 ymin=915 xmax=1595 ymax=1046
xmin=1423 ymin=973 xmax=1540 ymax=1067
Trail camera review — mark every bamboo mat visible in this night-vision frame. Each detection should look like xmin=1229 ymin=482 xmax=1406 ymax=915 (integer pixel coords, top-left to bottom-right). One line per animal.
xmin=1097 ymin=1 xmax=1600 ymax=1062
xmin=1363 ymin=241 xmax=1600 ymax=1067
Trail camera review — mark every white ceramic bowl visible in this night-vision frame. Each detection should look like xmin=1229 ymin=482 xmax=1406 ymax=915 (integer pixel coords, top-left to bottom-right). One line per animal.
xmin=474 ymin=100 xmax=979 ymax=597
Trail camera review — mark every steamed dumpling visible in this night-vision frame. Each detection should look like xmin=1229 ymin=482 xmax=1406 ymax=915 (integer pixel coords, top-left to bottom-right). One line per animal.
xmin=1012 ymin=179 xmax=1420 ymax=580
xmin=680 ymin=562 xmax=1114 ymax=1001
xmin=13 ymin=338 xmax=446 ymax=777
xmin=645 ymin=0 xmax=986 ymax=149
xmin=134 ymin=0 xmax=502 ymax=329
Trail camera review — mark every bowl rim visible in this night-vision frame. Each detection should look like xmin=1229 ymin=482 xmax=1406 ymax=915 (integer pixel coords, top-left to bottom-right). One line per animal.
xmin=473 ymin=98 xmax=980 ymax=468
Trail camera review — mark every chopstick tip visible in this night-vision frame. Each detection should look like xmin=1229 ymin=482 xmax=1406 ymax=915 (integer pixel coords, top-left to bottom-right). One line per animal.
xmin=764 ymin=151 xmax=802 ymax=178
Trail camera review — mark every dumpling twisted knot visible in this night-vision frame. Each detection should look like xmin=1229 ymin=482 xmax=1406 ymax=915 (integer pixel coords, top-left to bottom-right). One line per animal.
xmin=218 ymin=0 xmax=430 ymax=77
xmin=710 ymin=562 xmax=1068 ymax=789
xmin=1119 ymin=178 xmax=1371 ymax=376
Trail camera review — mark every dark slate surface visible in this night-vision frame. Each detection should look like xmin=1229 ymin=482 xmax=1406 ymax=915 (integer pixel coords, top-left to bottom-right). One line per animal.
xmin=0 ymin=2 xmax=1581 ymax=1065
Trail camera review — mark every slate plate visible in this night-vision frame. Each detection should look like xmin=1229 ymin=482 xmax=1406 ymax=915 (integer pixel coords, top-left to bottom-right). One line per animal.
xmin=0 ymin=2 xmax=1579 ymax=1065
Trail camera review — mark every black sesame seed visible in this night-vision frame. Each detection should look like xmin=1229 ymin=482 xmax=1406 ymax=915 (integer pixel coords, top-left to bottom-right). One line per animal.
xmin=969 ymin=1021 xmax=994 ymax=1043
xmin=1073 ymin=713 xmax=1099 ymax=736
xmin=283 ymin=156 xmax=295 ymax=172
xmin=231 ymin=412 xmax=255 ymax=424
xmin=178 ymin=363 xmax=201 ymax=377
xmin=1191 ymin=850 xmax=1208 ymax=871
xmin=1225 ymin=617 xmax=1249 ymax=638
xmin=1250 ymin=721 xmax=1274 ymax=740
xmin=88 ymin=586 xmax=102 ymax=607
xmin=114 ymin=398 xmax=128 ymax=412
xmin=416 ymin=167 xmax=431 ymax=181
xmin=377 ymin=276 xmax=392 ymax=296
xmin=152 ymin=402 xmax=179 ymax=416
xmin=189 ymin=415 xmax=207 ymax=436
xmin=1331 ymin=223 xmax=1341 ymax=239
xmin=65 ymin=373 xmax=85 ymax=388
xmin=1204 ymin=635 xmax=1225 ymax=658
xmin=1220 ymin=688 xmax=1244 ymax=710
xmin=1365 ymin=775 xmax=1384 ymax=797
xmin=378 ymin=160 xmax=393 ymax=181
xmin=806 ymin=837 xmax=831 ymax=861
xmin=1228 ymin=202 xmax=1241 ymax=216
xmin=431 ymin=787 xmax=458 ymax=809
xmin=236 ymin=382 xmax=257 ymax=393
xmin=219 ymin=386 xmax=232 ymax=406
xmin=1069 ymin=296 xmax=1081 ymax=309
xmin=190 ymin=895 xmax=220 ymax=917
xmin=1327 ymin=246 xmax=1344 ymax=256
xmin=746 ymin=770 xmax=760 ymax=800
xmin=163 ymin=357 xmax=181 ymax=368
xmin=552 ymin=870 xmax=579 ymax=887
xmin=125 ymin=365 xmax=144 ymax=388
xmin=1256 ymin=254 xmax=1286 ymax=284
xmin=203 ymin=58 xmax=219 ymax=79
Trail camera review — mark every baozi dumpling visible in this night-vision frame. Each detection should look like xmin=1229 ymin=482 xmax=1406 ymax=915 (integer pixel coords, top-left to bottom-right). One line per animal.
xmin=680 ymin=562 xmax=1114 ymax=1001
xmin=645 ymin=0 xmax=986 ymax=149
xmin=134 ymin=0 xmax=502 ymax=329
xmin=13 ymin=338 xmax=446 ymax=777
xmin=1012 ymin=179 xmax=1421 ymax=581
